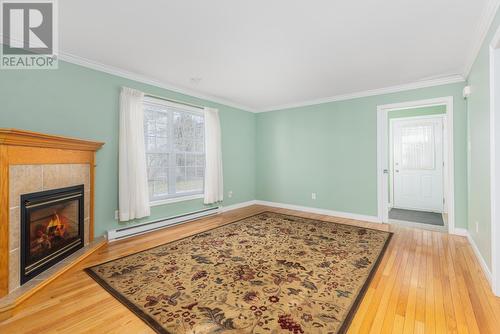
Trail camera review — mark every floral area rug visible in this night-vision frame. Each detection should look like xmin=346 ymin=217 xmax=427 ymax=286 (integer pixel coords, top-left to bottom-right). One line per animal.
xmin=85 ymin=212 xmax=392 ymax=334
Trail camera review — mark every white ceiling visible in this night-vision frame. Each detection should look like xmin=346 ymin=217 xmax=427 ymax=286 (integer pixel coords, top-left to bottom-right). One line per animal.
xmin=60 ymin=0 xmax=495 ymax=111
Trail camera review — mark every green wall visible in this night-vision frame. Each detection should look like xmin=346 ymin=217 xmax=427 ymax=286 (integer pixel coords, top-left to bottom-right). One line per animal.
xmin=256 ymin=82 xmax=468 ymax=229
xmin=0 ymin=61 xmax=256 ymax=236
xmin=466 ymin=7 xmax=500 ymax=270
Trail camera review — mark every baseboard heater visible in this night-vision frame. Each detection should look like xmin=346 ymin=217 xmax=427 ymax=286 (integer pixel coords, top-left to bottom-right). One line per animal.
xmin=107 ymin=206 xmax=220 ymax=241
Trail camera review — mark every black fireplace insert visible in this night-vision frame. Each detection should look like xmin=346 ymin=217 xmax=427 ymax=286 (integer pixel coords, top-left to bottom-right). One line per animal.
xmin=20 ymin=185 xmax=84 ymax=284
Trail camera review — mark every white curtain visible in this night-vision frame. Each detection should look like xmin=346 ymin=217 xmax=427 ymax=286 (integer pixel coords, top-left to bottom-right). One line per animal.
xmin=204 ymin=107 xmax=224 ymax=204
xmin=119 ymin=87 xmax=150 ymax=221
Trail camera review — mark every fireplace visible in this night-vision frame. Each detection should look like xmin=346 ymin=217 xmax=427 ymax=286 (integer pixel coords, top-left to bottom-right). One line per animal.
xmin=20 ymin=185 xmax=85 ymax=284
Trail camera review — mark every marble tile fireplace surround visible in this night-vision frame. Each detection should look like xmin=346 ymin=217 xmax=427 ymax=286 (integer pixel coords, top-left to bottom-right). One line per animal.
xmin=0 ymin=129 xmax=104 ymax=311
xmin=15 ymin=168 xmax=88 ymax=287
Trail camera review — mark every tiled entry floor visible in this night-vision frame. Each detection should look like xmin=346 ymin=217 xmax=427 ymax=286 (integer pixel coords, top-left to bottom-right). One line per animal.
xmin=389 ymin=208 xmax=444 ymax=226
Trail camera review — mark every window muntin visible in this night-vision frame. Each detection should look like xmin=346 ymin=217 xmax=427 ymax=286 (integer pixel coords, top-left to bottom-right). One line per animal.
xmin=144 ymin=97 xmax=205 ymax=202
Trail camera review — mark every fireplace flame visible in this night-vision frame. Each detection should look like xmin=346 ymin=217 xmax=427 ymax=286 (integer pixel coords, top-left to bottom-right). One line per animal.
xmin=46 ymin=212 xmax=67 ymax=237
xmin=46 ymin=212 xmax=61 ymax=229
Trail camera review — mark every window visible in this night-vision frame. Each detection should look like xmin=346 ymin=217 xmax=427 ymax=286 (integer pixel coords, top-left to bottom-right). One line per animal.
xmin=143 ymin=97 xmax=205 ymax=203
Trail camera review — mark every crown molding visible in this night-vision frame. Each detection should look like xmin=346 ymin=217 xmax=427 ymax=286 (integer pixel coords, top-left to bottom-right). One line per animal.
xmin=58 ymin=52 xmax=258 ymax=113
xmin=258 ymin=75 xmax=465 ymax=113
xmin=463 ymin=0 xmax=500 ymax=77
xmin=57 ymin=53 xmax=464 ymax=114
xmin=20 ymin=51 xmax=467 ymax=114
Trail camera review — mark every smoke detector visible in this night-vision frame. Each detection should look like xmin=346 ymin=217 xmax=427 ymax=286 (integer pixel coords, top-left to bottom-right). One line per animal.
xmin=190 ymin=77 xmax=202 ymax=85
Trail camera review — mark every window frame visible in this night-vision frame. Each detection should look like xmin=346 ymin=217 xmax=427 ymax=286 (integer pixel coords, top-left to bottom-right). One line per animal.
xmin=143 ymin=96 xmax=205 ymax=204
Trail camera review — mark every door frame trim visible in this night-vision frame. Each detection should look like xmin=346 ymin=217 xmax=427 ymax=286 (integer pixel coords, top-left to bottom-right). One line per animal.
xmin=389 ymin=114 xmax=447 ymax=211
xmin=489 ymin=25 xmax=500 ymax=296
xmin=377 ymin=96 xmax=455 ymax=234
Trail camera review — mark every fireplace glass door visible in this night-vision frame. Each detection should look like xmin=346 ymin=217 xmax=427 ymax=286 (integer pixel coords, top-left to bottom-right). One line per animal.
xmin=20 ymin=185 xmax=84 ymax=284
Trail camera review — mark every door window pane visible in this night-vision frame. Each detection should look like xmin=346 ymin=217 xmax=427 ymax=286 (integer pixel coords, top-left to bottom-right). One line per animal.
xmin=400 ymin=123 xmax=435 ymax=170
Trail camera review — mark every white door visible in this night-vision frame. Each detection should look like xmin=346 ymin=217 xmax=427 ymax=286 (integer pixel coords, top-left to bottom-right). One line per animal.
xmin=392 ymin=116 xmax=444 ymax=212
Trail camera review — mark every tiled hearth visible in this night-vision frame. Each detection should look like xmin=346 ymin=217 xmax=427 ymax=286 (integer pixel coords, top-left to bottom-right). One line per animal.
xmin=8 ymin=164 xmax=91 ymax=292
xmin=0 ymin=236 xmax=105 ymax=320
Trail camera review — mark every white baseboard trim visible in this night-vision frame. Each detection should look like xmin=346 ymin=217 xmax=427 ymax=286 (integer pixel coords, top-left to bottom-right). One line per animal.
xmin=453 ymin=228 xmax=492 ymax=285
xmin=220 ymin=200 xmax=258 ymax=212
xmin=254 ymin=200 xmax=381 ymax=223
xmin=452 ymin=228 xmax=468 ymax=236
xmin=466 ymin=232 xmax=492 ymax=285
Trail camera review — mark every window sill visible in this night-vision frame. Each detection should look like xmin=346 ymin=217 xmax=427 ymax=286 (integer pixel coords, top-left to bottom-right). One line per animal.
xmin=149 ymin=194 xmax=204 ymax=207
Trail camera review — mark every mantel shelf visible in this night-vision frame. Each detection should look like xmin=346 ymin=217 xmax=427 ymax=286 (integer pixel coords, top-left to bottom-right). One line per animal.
xmin=0 ymin=129 xmax=104 ymax=151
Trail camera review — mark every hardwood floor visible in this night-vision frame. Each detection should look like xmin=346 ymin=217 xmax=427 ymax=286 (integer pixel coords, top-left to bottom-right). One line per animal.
xmin=1 ymin=204 xmax=499 ymax=333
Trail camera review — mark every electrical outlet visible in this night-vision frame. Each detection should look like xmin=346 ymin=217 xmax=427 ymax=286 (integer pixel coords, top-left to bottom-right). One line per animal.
xmin=311 ymin=193 xmax=317 ymax=200
xmin=228 ymin=191 xmax=233 ymax=198
xmin=475 ymin=221 xmax=479 ymax=233
xmin=115 ymin=210 xmax=119 ymax=220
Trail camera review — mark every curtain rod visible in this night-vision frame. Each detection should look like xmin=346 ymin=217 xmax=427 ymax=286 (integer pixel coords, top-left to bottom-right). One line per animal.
xmin=144 ymin=93 xmax=205 ymax=110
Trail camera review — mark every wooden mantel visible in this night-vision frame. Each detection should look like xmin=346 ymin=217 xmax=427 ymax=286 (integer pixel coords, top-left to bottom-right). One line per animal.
xmin=0 ymin=129 xmax=104 ymax=151
xmin=0 ymin=129 xmax=104 ymax=297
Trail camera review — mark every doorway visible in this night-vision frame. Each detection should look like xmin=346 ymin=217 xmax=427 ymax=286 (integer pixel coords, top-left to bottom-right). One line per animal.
xmin=377 ymin=97 xmax=455 ymax=233
xmin=389 ymin=113 xmax=446 ymax=229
